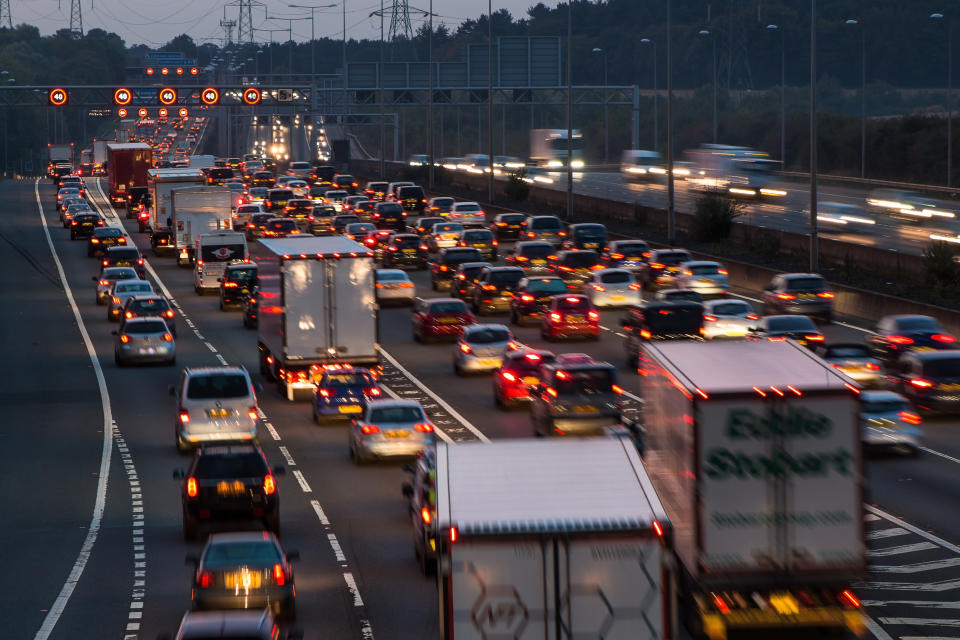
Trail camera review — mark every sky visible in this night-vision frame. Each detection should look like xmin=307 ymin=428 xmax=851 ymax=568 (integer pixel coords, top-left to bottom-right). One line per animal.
xmin=10 ymin=0 xmax=556 ymax=48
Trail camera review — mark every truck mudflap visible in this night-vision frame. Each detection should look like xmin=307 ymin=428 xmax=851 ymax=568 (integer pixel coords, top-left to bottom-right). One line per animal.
xmin=698 ymin=590 xmax=866 ymax=640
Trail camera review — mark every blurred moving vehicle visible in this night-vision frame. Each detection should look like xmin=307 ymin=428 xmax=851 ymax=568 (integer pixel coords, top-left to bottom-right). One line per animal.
xmin=375 ymin=269 xmax=415 ymax=305
xmin=761 ymin=273 xmax=834 ymax=323
xmin=530 ymin=361 xmax=622 ymax=436
xmin=453 ymin=324 xmax=516 ymax=375
xmin=816 ymin=343 xmax=883 ymax=388
xmin=860 ymin=390 xmax=923 ymax=455
xmin=171 ymin=366 xmax=260 ymax=452
xmin=349 ymin=400 xmax=436 ymax=463
xmin=312 ymin=367 xmax=380 ymax=424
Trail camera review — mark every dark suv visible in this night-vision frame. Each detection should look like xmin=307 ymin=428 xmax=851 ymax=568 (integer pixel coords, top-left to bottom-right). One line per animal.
xmin=381 ymin=233 xmax=429 ymax=269
xmin=551 ymin=250 xmax=602 ymax=291
xmin=332 ymin=174 xmax=359 ymax=194
xmin=102 ymin=246 xmax=146 ymax=278
xmin=641 ymin=249 xmax=692 ymax=291
xmin=372 ymin=202 xmax=407 ymax=231
xmin=470 ymin=266 xmax=524 ymax=315
xmin=219 ymin=264 xmax=258 ymax=310
xmin=122 ymin=295 xmax=176 ymax=336
xmin=397 ymin=185 xmax=428 ymax=213
xmin=175 ymin=443 xmax=285 ymax=541
xmin=761 ymin=272 xmax=834 ymax=324
xmin=509 ymin=276 xmax=570 ymax=325
xmin=889 ymin=351 xmax=960 ymax=414
xmin=562 ymin=223 xmax=608 ymax=251
xmin=530 ymin=362 xmax=622 ymax=437
xmin=620 ymin=300 xmax=704 ymax=368
xmin=451 ymin=262 xmax=492 ymax=300
xmin=430 ymin=247 xmax=484 ymax=291
xmin=70 ymin=212 xmax=105 ymax=240
xmin=492 ymin=213 xmax=527 ymax=241
xmin=401 ymin=450 xmax=438 ymax=574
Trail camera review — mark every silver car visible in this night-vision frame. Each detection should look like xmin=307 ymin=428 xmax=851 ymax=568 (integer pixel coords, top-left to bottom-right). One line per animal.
xmin=349 ymin=399 xmax=436 ymax=463
xmin=107 ymin=279 xmax=155 ymax=320
xmin=93 ymin=267 xmax=139 ymax=305
xmin=428 ymin=222 xmax=464 ymax=251
xmin=375 ymin=269 xmax=415 ymax=305
xmin=584 ymin=269 xmax=642 ymax=308
xmin=671 ymin=261 xmax=729 ymax=297
xmin=702 ymin=298 xmax=757 ymax=339
xmin=453 ymin=324 xmax=516 ymax=375
xmin=113 ymin=317 xmax=175 ymax=366
xmin=860 ymin=390 xmax=922 ymax=455
xmin=171 ymin=366 xmax=260 ymax=452
xmin=816 ymin=343 xmax=883 ymax=388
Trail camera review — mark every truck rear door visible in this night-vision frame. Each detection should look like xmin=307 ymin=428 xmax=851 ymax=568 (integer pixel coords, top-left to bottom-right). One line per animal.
xmin=282 ymin=260 xmax=330 ymax=358
xmin=331 ymin=258 xmax=377 ymax=358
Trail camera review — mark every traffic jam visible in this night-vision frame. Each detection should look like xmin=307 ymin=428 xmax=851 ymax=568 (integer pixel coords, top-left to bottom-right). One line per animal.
xmin=44 ymin=125 xmax=960 ymax=640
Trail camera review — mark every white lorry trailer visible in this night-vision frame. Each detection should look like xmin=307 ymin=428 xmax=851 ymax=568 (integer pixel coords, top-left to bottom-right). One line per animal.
xmin=147 ymin=168 xmax=206 ymax=233
xmin=47 ymin=142 xmax=73 ymax=165
xmin=254 ymin=236 xmax=380 ymax=401
xmin=684 ymin=144 xmax=787 ymax=200
xmin=639 ymin=339 xmax=866 ymax=640
xmin=529 ymin=128 xmax=585 ymax=169
xmin=435 ymin=437 xmax=673 ymax=640
xmin=193 ymin=231 xmax=249 ymax=294
xmin=170 ymin=186 xmax=232 ymax=266
xmin=93 ymin=139 xmax=109 ymax=174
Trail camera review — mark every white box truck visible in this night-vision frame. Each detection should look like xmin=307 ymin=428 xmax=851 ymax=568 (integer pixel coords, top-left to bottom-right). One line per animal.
xmin=170 ymin=186 xmax=232 ymax=266
xmin=194 ymin=231 xmax=249 ymax=294
xmin=639 ymin=339 xmax=866 ymax=640
xmin=93 ymin=139 xmax=109 ymax=174
xmin=254 ymin=236 xmax=380 ymax=401
xmin=684 ymin=144 xmax=786 ymax=199
xmin=529 ymin=128 xmax=584 ymax=169
xmin=188 ymin=155 xmax=216 ymax=170
xmin=148 ymin=168 xmax=206 ymax=233
xmin=435 ymin=438 xmax=673 ymax=640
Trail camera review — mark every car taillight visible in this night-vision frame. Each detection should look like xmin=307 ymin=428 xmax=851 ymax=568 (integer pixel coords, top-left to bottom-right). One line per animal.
xmin=414 ymin=422 xmax=434 ymax=432
xmin=592 ymin=284 xmax=606 ymax=292
xmin=361 ymin=425 xmax=380 ymax=434
xmin=248 ymin=406 xmax=258 ymax=420
xmin=805 ymin=334 xmax=825 ymax=342
xmin=910 ymin=378 xmax=935 ymax=388
xmin=273 ymin=563 xmax=286 ymax=586
xmin=263 ymin=474 xmax=276 ymax=495
xmin=865 ymin=362 xmax=879 ymax=370
xmin=777 ymin=293 xmax=797 ymax=300
xmin=888 ymin=335 xmax=914 ymax=345
xmin=460 ymin=343 xmax=473 ymax=354
xmin=186 ymin=476 xmax=198 ymax=497
xmin=817 ymin=291 xmax=835 ymax=299
xmin=520 ymin=294 xmax=535 ymax=302
xmin=746 ymin=313 xmax=759 ymax=320
xmin=165 ymin=310 xmax=175 ymax=318
xmin=550 ymin=312 xmax=562 ymax=323
xmin=119 ymin=334 xmax=130 ymax=343
xmin=319 ymin=388 xmax=334 ymax=398
xmin=612 ymin=384 xmax=624 ymax=395
xmin=899 ymin=411 xmax=922 ymax=425
xmin=162 ymin=333 xmax=173 ymax=342
xmin=501 ymin=371 xmax=517 ymax=382
xmin=112 ymin=296 xmax=121 ymax=304
xmin=90 ymin=238 xmax=100 ymax=244
xmin=179 ymin=410 xmax=190 ymax=424
xmin=99 ymin=280 xmax=109 ymax=285
xmin=933 ymin=334 xmax=957 ymax=343
xmin=420 ymin=507 xmax=432 ymax=524
xmin=587 ymin=311 xmax=599 ymax=321
xmin=224 ymin=281 xmax=239 ymax=288
xmin=590 ymin=264 xmax=604 ymax=270
xmin=197 ymin=570 xmax=213 ymax=588
xmin=649 ymin=262 xmax=664 ymax=269
xmin=364 ymin=387 xmax=381 ymax=396
xmin=704 ymin=315 xmax=717 ymax=322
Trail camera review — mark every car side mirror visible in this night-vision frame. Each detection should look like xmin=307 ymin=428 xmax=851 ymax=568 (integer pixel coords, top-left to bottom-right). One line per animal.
xmin=111 ymin=330 xmax=118 ymax=335
xmin=402 ymin=482 xmax=414 ymax=498
xmin=273 ymin=465 xmax=286 ymax=476
xmin=185 ymin=554 xmax=199 ymax=567
xmin=285 ymin=550 xmax=300 ymax=562
xmin=91 ymin=276 xmax=98 ymax=282
xmin=168 ymin=384 xmax=175 ymax=396
xmin=172 ymin=468 xmax=185 ymax=480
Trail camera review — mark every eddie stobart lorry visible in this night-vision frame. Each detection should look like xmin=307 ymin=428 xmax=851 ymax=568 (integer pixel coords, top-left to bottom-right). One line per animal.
xmin=638 ymin=339 xmax=866 ymax=640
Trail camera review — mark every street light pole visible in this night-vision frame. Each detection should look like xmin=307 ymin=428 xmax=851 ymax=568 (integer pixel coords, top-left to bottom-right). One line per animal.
xmin=933 ymin=13 xmax=953 ymax=187
xmin=342 ymin=0 xmax=347 ymax=120
xmin=379 ymin=0 xmax=385 ymax=173
xmin=699 ymin=29 xmax=717 ymax=144
xmin=428 ymin=0 xmax=435 ymax=189
xmin=666 ymin=0 xmax=675 ymax=245
xmin=809 ymin=0 xmax=819 ymax=272
xmin=844 ymin=18 xmax=866 ymax=178
xmin=488 ymin=0 xmax=495 ymax=203
xmin=766 ymin=24 xmax=786 ymax=168
xmin=641 ymin=38 xmax=657 ymax=151
xmin=565 ymin=0 xmax=573 ymax=221
xmin=592 ymin=48 xmax=608 ymax=164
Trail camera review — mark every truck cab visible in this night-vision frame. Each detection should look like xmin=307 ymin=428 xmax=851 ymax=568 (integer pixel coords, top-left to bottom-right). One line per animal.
xmin=194 ymin=231 xmax=249 ymax=294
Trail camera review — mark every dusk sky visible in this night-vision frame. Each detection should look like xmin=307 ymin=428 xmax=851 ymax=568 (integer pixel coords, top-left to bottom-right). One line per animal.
xmin=11 ymin=0 xmax=558 ymax=47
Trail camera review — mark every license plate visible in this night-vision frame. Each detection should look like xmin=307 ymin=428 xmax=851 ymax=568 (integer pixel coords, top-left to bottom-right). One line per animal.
xmin=241 ymin=288 xmax=249 ymax=294
xmin=667 ymin=266 xmax=679 ymax=272
xmin=138 ymin=347 xmax=157 ymax=355
xmin=699 ymin=278 xmax=714 ymax=284
xmin=532 ymin=259 xmax=546 ymax=265
xmin=522 ymin=376 xmax=539 ymax=385
xmin=939 ymin=383 xmax=960 ymax=391
xmin=474 ymin=244 xmax=488 ymax=248
xmin=437 ymin=317 xmax=460 ymax=324
xmin=117 ymin=261 xmax=131 ymax=266
xmin=572 ymin=405 xmax=596 ymax=413
xmin=584 ymin=243 xmax=599 ymax=249
xmin=224 ymin=570 xmax=261 ymax=589
xmin=82 ymin=222 xmax=93 ymax=227
xmin=383 ymin=284 xmax=398 ymax=289
xmin=208 ymin=408 xmax=230 ymax=418
xmin=479 ymin=359 xmax=500 ymax=367
xmin=338 ymin=405 xmax=362 ymax=413
xmin=799 ymin=293 xmax=816 ymax=299
xmin=508 ymin=224 xmax=520 ymax=229
xmin=217 ymin=480 xmax=245 ymax=496
xmin=385 ymin=430 xmax=409 ymax=438
xmin=567 ymin=315 xmax=585 ymax=322
xmin=402 ymin=249 xmax=415 ymax=253
xmin=914 ymin=346 xmax=936 ymax=352
xmin=611 ymin=295 xmax=625 ymax=301
xmin=769 ymin=592 xmax=799 ymax=615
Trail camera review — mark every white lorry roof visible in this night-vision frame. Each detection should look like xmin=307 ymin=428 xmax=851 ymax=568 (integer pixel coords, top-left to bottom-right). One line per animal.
xmin=436 ymin=438 xmax=668 ymax=536
xmin=148 ymin=168 xmax=203 ymax=180
xmin=107 ymin=142 xmax=151 ymax=151
xmin=257 ymin=236 xmax=369 ymax=257
xmin=645 ymin=339 xmax=854 ymax=395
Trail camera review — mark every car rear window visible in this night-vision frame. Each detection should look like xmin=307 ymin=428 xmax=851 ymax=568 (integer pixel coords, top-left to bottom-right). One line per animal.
xmin=376 ymin=271 xmax=408 ymax=282
xmin=895 ymin=317 xmax=941 ymax=332
xmin=459 ymin=266 xmax=487 ymax=279
xmin=500 ymin=214 xmax=525 ymax=223
xmin=226 ymin=268 xmax=257 ymax=281
xmin=436 ymin=224 xmax=462 ymax=233
xmin=433 ymin=198 xmax=455 ymax=207
xmin=642 ymin=305 xmax=702 ymax=333
xmin=574 ymin=226 xmax=606 ymax=238
xmin=923 ymin=358 xmax=960 ymax=378
xmin=688 ymin=264 xmax=720 ymax=275
xmin=194 ymin=452 xmax=266 ymax=479
xmin=527 ymin=278 xmax=568 ymax=294
xmin=553 ymin=368 xmax=616 ymax=395
xmin=117 ymin=282 xmax=153 ymax=294
xmin=269 ymin=219 xmax=296 ymax=230
xmin=204 ymin=541 xmax=280 ymax=568
xmin=529 ymin=217 xmax=562 ymax=230
xmin=208 ymin=168 xmax=233 ymax=179
xmin=456 ymin=204 xmax=482 ymax=212
xmin=323 ymin=372 xmax=375 ymax=387
xmin=124 ymin=320 xmax=168 ymax=334
xmin=108 ymin=248 xmax=140 ymax=259
xmin=393 ymin=236 xmax=420 ymax=248
xmin=268 ymin=190 xmax=294 ymax=201
xmin=784 ymin=277 xmax=828 ymax=291
xmin=599 ymin=271 xmax=631 ymax=284
xmin=710 ymin=301 xmax=751 ymax=316
xmin=368 ymin=406 xmax=425 ymax=422
xmin=766 ymin=316 xmax=817 ymax=332
xmin=561 ymin=252 xmax=600 ymax=267
xmin=429 ymin=301 xmax=469 ymax=314
xmin=186 ymin=374 xmax=250 ymax=399
xmin=826 ymin=345 xmax=871 ymax=358
xmin=104 ymin=268 xmax=138 ymax=280
xmin=657 ymin=251 xmax=691 ymax=265
xmin=378 ymin=203 xmax=404 ymax=215
xmin=519 ymin=244 xmax=553 ymax=258
xmin=463 ymin=230 xmax=493 ymax=241
xmin=862 ymin=399 xmax=910 ymax=414
xmin=252 ymin=214 xmax=273 ymax=223
xmin=488 ymin=270 xmax=524 ymax=286
xmin=465 ymin=327 xmax=511 ymax=344
xmin=129 ymin=298 xmax=168 ymax=311
xmin=399 ymin=186 xmax=425 ymax=198
xmin=290 ymin=162 xmax=311 ymax=169
xmin=445 ymin=250 xmax=483 ymax=263
xmin=95 ymin=228 xmax=124 ymax=237
xmin=200 ymin=244 xmax=244 ymax=262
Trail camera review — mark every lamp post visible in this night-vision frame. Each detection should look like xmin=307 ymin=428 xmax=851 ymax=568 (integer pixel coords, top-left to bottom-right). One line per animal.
xmin=287 ymin=4 xmax=337 ymax=82
xmin=488 ymin=0 xmax=495 ymax=203
xmin=844 ymin=18 xmax=866 ymax=178
xmin=592 ymin=47 xmax=609 ymax=164
xmin=428 ymin=0 xmax=435 ymax=188
xmin=809 ymin=0 xmax=819 ymax=272
xmin=767 ymin=24 xmax=786 ymax=168
xmin=666 ymin=0 xmax=675 ymax=245
xmin=265 ymin=16 xmax=295 ymax=73
xmin=641 ymin=38 xmax=657 ymax=151
xmin=565 ymin=0 xmax=573 ymax=221
xmin=932 ymin=12 xmax=953 ymax=187
xmin=698 ymin=29 xmax=718 ymax=144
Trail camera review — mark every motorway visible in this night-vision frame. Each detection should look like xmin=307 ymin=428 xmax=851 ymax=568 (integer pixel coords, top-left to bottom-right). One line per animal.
xmin=10 ymin=157 xmax=960 ymax=639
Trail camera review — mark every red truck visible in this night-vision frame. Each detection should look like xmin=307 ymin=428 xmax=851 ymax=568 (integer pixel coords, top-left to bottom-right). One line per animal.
xmin=107 ymin=142 xmax=153 ymax=208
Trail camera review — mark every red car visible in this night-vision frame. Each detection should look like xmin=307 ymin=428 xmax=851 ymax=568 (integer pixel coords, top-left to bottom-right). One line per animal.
xmin=493 ymin=349 xmax=556 ymax=409
xmin=412 ymin=298 xmax=475 ymax=343
xmin=540 ymin=294 xmax=600 ymax=341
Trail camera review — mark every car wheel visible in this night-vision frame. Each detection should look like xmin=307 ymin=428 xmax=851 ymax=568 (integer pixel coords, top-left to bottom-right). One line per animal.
xmin=182 ymin=507 xmax=199 ymax=541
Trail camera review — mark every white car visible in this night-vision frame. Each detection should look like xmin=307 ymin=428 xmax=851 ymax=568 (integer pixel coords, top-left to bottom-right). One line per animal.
xmin=429 ymin=222 xmax=464 ymax=251
xmin=701 ymin=298 xmax=757 ymax=339
xmin=449 ymin=201 xmax=486 ymax=227
xmin=453 ymin=324 xmax=516 ymax=375
xmin=287 ymin=180 xmax=310 ymax=198
xmin=671 ymin=260 xmax=729 ymax=297
xmin=584 ymin=269 xmax=642 ymax=308
xmin=375 ymin=269 xmax=415 ymax=305
xmin=860 ymin=390 xmax=922 ymax=456
xmin=233 ymin=204 xmax=264 ymax=230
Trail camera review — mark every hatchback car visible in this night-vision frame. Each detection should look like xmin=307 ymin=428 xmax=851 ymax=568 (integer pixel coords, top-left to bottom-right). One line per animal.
xmin=641 ymin=249 xmax=693 ymax=291
xmin=451 ymin=262 xmax=492 ymax=300
xmin=620 ymin=301 xmax=705 ymax=367
xmin=165 ymin=609 xmax=286 ymax=640
xmin=324 ymin=189 xmax=350 ymax=211
xmin=113 ymin=317 xmax=175 ymax=366
xmin=510 ymin=276 xmax=570 ymax=325
xmin=671 ymin=261 xmax=730 ymax=297
xmin=470 ymin=266 xmax=524 ymax=315
xmin=381 ymin=233 xmax=429 ymax=269
xmin=427 ymin=196 xmax=455 ymax=216
xmin=540 ymin=294 xmax=600 ymax=341
xmin=449 ymin=202 xmax=486 ymax=227
xmin=701 ymin=298 xmax=757 ymax=339
xmin=332 ymin=174 xmax=359 ymax=194
xmin=219 ymin=264 xmax=258 ymax=310
xmin=454 ymin=324 xmax=516 ymax=375
xmin=171 ymin=366 xmax=260 ymax=452
xmin=748 ymin=314 xmax=824 ymax=350
xmin=457 ymin=228 xmax=498 ymax=260
xmin=349 ymin=400 xmax=436 ymax=463
xmin=505 ymin=241 xmax=555 ymax=274
xmin=107 ymin=279 xmax=155 ymax=321
xmin=414 ymin=217 xmax=445 ymax=238
xmin=523 ymin=215 xmax=566 ymax=245
xmin=493 ymin=349 xmax=557 ymax=408
xmin=412 ymin=297 xmax=475 ymax=342
xmin=860 ymin=390 xmax=923 ymax=455
xmin=584 ymin=269 xmax=642 ymax=308
xmin=375 ymin=269 xmax=415 ymax=305
xmin=261 ymin=218 xmax=300 ymax=238
xmin=246 ymin=213 xmax=275 ymax=239
xmin=175 ymin=443 xmax=282 ymax=539
xmin=428 ymin=222 xmax=464 ymax=252
xmin=70 ymin=212 xmax=105 ymax=239
xmin=93 ymin=267 xmax=140 ymax=305
xmin=86 ymin=226 xmax=127 ymax=257
xmin=889 ymin=351 xmax=960 ymax=414
xmin=233 ymin=204 xmax=264 ymax=231
xmin=364 ymin=181 xmax=389 ymax=201
xmin=602 ymin=240 xmax=651 ymax=272
xmin=122 ymin=294 xmax=177 ymax=335
xmin=530 ymin=362 xmax=622 ymax=436
xmin=312 ymin=368 xmax=381 ymax=424
xmin=562 ymin=223 xmax=608 ymax=251
xmin=761 ymin=273 xmax=835 ymax=323
xmin=102 ymin=246 xmax=146 ymax=278
xmin=492 ymin=212 xmax=527 ymax=241
xmin=815 ymin=343 xmax=883 ymax=387
xmin=430 ymin=247 xmax=484 ymax=291
xmin=868 ymin=315 xmax=958 ymax=366
xmin=189 ymin=532 xmax=297 ymax=620
xmin=551 ymin=250 xmax=603 ymax=291
xmin=372 ymin=202 xmax=407 ymax=231
xmin=397 ymin=185 xmax=428 ymax=213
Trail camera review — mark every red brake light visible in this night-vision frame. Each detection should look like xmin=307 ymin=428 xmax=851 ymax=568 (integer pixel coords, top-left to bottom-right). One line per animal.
xmin=933 ymin=334 xmax=957 ymax=343
xmin=165 ymin=310 xmax=174 ymax=318
xmin=120 ymin=334 xmax=130 ymax=343
xmin=273 ymin=563 xmax=285 ymax=586
xmin=777 ymin=292 xmax=797 ymax=300
xmin=704 ymin=315 xmax=717 ymax=322
xmin=550 ymin=312 xmax=562 ymax=323
xmin=746 ymin=313 xmax=759 ymax=320
xmin=587 ymin=311 xmax=599 ymax=321
xmin=501 ymin=371 xmax=517 ymax=382
xmin=414 ymin=422 xmax=433 ymax=432
xmin=839 ymin=590 xmax=861 ymax=609
xmin=263 ymin=474 xmax=276 ymax=495
xmin=197 ymin=570 xmax=213 ymax=588
xmin=612 ymin=384 xmax=624 ymax=395
xmin=520 ymin=294 xmax=535 ymax=302
xmin=865 ymin=362 xmax=879 ymax=370
xmin=805 ymin=334 xmax=825 ymax=342
xmin=888 ymin=335 xmax=914 ymax=345
xmin=459 ymin=343 xmax=472 ymax=354
xmin=364 ymin=387 xmax=381 ymax=396
xmin=248 ymin=406 xmax=258 ymax=420
xmin=910 ymin=378 xmax=934 ymax=388
xmin=592 ymin=284 xmax=606 ymax=292
xmin=420 ymin=507 xmax=432 ymax=524
xmin=361 ymin=425 xmax=381 ymax=434
xmin=817 ymin=291 xmax=835 ymax=299
xmin=319 ymin=388 xmax=333 ymax=397
xmin=179 ymin=410 xmax=190 ymax=424
xmin=186 ymin=476 xmax=198 ymax=497
xmin=649 ymin=262 xmax=665 ymax=269
xmin=899 ymin=411 xmax=922 ymax=425
xmin=162 ymin=333 xmax=173 ymax=342
xmin=524 ymin=353 xmax=542 ymax=361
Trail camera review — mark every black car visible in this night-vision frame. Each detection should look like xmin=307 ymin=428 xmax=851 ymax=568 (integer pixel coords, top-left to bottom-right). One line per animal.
xmin=427 ymin=196 xmax=456 ymax=216
xmin=332 ymin=174 xmax=359 ymax=194
xmin=470 ymin=266 xmax=525 ymax=315
xmin=397 ymin=185 xmax=428 ymax=213
xmin=505 ymin=240 xmax=556 ymax=274
xmin=150 ymin=228 xmax=174 ymax=255
xmin=641 ymin=249 xmax=693 ymax=291
xmin=414 ymin=216 xmax=445 ymax=238
xmin=250 ymin=171 xmax=275 ymax=188
xmin=353 ymin=200 xmax=378 ymax=222
xmin=124 ymin=187 xmax=150 ymax=219
xmin=175 ymin=443 xmax=285 ymax=541
xmin=760 ymin=272 xmax=835 ymax=324
xmin=889 ymin=351 xmax=960 ymax=414
xmin=509 ymin=276 xmax=570 ymax=326
xmin=451 ymin=261 xmax=492 ymax=300
xmin=311 ymin=165 xmax=336 ymax=187
xmin=265 ymin=188 xmax=295 ymax=212
xmin=219 ymin=264 xmax=258 ymax=310
xmin=333 ymin=214 xmax=361 ymax=234
xmin=70 ymin=212 xmax=105 ymax=239
xmin=372 ymin=202 xmax=407 ymax=231
xmin=102 ymin=246 xmax=146 ymax=278
xmin=122 ymin=295 xmax=177 ymax=336
xmin=457 ymin=228 xmax=498 ymax=260
xmin=87 ymin=226 xmax=127 ymax=256
xmin=430 ymin=247 xmax=484 ymax=291
xmin=747 ymin=314 xmax=825 ymax=350
xmin=620 ymin=301 xmax=704 ymax=367
xmin=205 ymin=167 xmax=234 ymax=185
xmin=381 ymin=233 xmax=429 ymax=269
xmin=602 ymin=240 xmax=651 ymax=272
xmin=550 ymin=250 xmax=602 ymax=291
xmin=868 ymin=315 xmax=958 ymax=366
xmin=247 ymin=213 xmax=275 ymax=239
xmin=243 ymin=286 xmax=259 ymax=329
xmin=492 ymin=213 xmax=527 ymax=241
xmin=363 ymin=180 xmax=389 ymax=201
xmin=562 ymin=223 xmax=608 ymax=251
xmin=530 ymin=362 xmax=622 ymax=437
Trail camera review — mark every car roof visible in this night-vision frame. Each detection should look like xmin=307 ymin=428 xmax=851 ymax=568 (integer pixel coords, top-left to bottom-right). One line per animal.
xmin=464 ymin=323 xmax=510 ymax=333
xmin=781 ymin=272 xmax=824 ymax=279
xmin=184 ymin=365 xmax=248 ymax=376
xmin=106 ymin=246 xmax=139 ymax=254
xmin=121 ymin=316 xmax=167 ymax=326
xmin=376 ymin=269 xmax=409 ymax=277
xmin=197 ymin=443 xmax=260 ymax=456
xmin=544 ymin=361 xmax=615 ymax=373
xmin=703 ymin=298 xmax=749 ymax=309
xmin=457 ymin=261 xmax=492 ymax=270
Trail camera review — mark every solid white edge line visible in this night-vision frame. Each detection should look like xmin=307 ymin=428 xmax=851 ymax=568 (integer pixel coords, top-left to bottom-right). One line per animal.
xmin=33 ymin=179 xmax=115 ymax=640
xmin=865 ymin=615 xmax=896 ymax=640
xmin=378 ymin=347 xmax=490 ymax=442
xmin=380 ymin=383 xmax=453 ymax=444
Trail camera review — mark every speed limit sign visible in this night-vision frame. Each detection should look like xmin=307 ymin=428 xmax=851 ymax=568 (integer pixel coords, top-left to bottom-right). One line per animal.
xmin=158 ymin=88 xmax=177 ymax=105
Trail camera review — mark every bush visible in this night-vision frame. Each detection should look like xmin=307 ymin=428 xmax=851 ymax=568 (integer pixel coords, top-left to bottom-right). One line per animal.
xmin=690 ymin=193 xmax=742 ymax=241
xmin=504 ymin=171 xmax=530 ymax=202
xmin=923 ymin=241 xmax=959 ymax=292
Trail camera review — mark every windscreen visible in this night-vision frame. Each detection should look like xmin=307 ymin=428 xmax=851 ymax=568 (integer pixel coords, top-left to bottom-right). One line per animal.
xmin=488 ymin=270 xmax=523 ymax=286
xmin=710 ymin=301 xmax=751 ymax=316
xmin=554 ymin=368 xmax=615 ymax=394
xmin=268 ymin=190 xmax=293 ymax=202
xmin=784 ymin=277 xmax=828 ymax=291
xmin=562 ymin=252 xmax=600 ymax=267
xmin=465 ymin=327 xmax=511 ymax=344
xmin=688 ymin=264 xmax=720 ymax=275
xmin=657 ymin=251 xmax=691 ymax=265
xmin=194 ymin=452 xmax=265 ymax=479
xmin=599 ymin=271 xmax=631 ymax=284
xmin=368 ymin=406 xmax=425 ymax=423
xmin=226 ymin=267 xmax=257 ymax=282
xmin=861 ymin=398 xmax=910 ymax=414
xmin=203 ymin=542 xmax=280 ymax=568
xmin=643 ymin=305 xmax=702 ymax=334
xmin=896 ymin=317 xmax=941 ymax=332
xmin=529 ymin=218 xmax=563 ymax=231
xmin=186 ymin=374 xmax=250 ymax=399
xmin=199 ymin=243 xmax=245 ymax=262
xmin=323 ymin=372 xmax=375 ymax=387
xmin=124 ymin=320 xmax=168 ymax=334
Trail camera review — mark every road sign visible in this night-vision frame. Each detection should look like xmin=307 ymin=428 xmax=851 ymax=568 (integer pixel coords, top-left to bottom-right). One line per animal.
xmin=117 ymin=108 xmax=128 ymax=118
xmin=277 ymin=89 xmax=294 ymax=102
xmin=158 ymin=88 xmax=177 ymax=105
xmin=158 ymin=107 xmax=169 ymax=118
xmin=200 ymin=88 xmax=219 ymax=106
xmin=242 ymin=88 xmax=261 ymax=105
xmin=178 ymin=107 xmax=189 ymax=118
xmin=48 ymin=88 xmax=68 ymax=106
xmin=137 ymin=108 xmax=148 ymax=118
xmin=114 ymin=88 xmax=132 ymax=105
